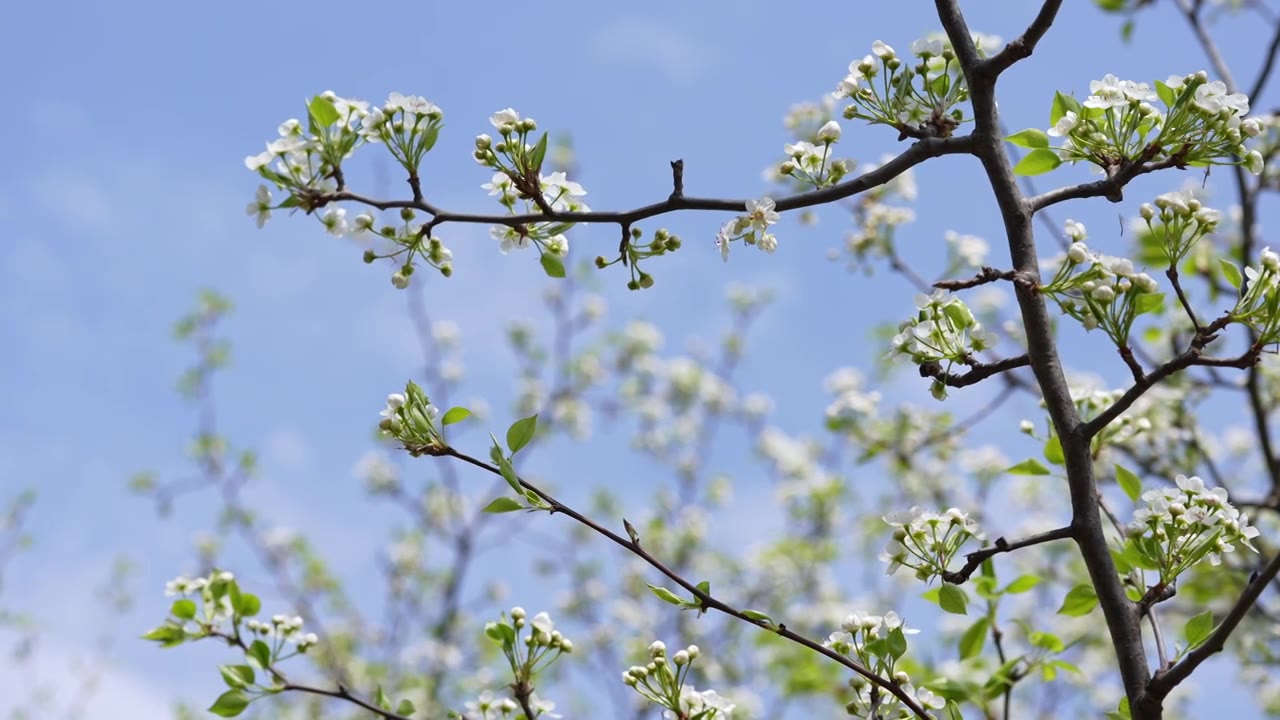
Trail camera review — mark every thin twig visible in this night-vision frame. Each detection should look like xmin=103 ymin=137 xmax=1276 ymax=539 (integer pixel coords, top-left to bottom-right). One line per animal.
xmin=438 ymin=446 xmax=934 ymax=718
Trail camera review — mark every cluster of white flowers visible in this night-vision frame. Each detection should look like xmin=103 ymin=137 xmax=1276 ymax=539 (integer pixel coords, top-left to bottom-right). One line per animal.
xmin=473 ymin=109 xmax=588 ymax=265
xmin=622 ymin=641 xmax=735 ymax=718
xmin=1228 ymin=246 xmax=1280 ymax=343
xmin=824 ymin=611 xmax=944 ymax=718
xmin=1128 ymin=474 xmax=1260 ymax=580
xmin=1041 ymin=220 xmax=1161 ymax=343
xmin=886 ymin=291 xmax=994 ymax=391
xmin=773 ymin=120 xmax=851 ymax=189
xmin=244 ymin=614 xmax=319 ymax=651
xmin=1045 ymin=71 xmax=1264 ymax=176
xmin=879 ymin=506 xmax=983 ymax=581
xmin=1138 ymin=189 xmax=1223 ymax=265
xmin=834 ymin=34 xmax=995 ymax=137
xmin=377 ymin=382 xmax=444 ymax=453
xmin=716 ymin=197 xmax=781 ymax=262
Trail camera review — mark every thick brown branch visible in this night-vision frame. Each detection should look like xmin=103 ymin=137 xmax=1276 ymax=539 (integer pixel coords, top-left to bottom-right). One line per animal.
xmin=934 ymin=0 xmax=1153 ymax=710
xmin=980 ymin=0 xmax=1065 ymax=78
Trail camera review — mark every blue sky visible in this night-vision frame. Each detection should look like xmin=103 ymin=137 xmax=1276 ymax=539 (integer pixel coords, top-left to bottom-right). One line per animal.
xmin=2 ymin=1 xmax=1277 ymax=717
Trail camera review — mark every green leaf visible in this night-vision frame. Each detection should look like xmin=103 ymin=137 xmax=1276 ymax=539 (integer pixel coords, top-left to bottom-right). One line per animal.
xmin=141 ymin=623 xmax=186 ymax=648
xmin=208 ymin=689 xmax=250 ymax=717
xmin=647 ymin=583 xmax=685 ymax=606
xmin=1013 ymin=148 xmax=1063 ymax=176
xmin=308 ymin=95 xmax=341 ymax=128
xmin=1050 ymin=91 xmax=1082 ymax=126
xmin=1004 ymin=575 xmax=1041 ymax=594
xmin=482 ymin=497 xmax=524 ymax=513
xmin=496 ymin=456 xmax=522 ymax=497
xmin=396 ymin=699 xmax=417 ymax=716
xmin=1134 ymin=292 xmax=1165 ymax=315
xmin=886 ymin=626 xmax=909 ymax=659
xmin=540 ymin=253 xmax=566 ymax=279
xmin=1029 ymin=631 xmax=1065 ymax=653
xmin=442 ymin=407 xmax=472 ymax=425
xmin=1221 ymin=259 xmax=1243 ymax=290
xmin=236 ymin=589 xmax=261 ymax=617
xmin=1043 ymin=435 xmax=1064 ymax=465
xmin=420 ymin=124 xmax=440 ymax=153
xmin=374 ymin=686 xmax=391 ymax=710
xmin=247 ymin=640 xmax=271 ymax=670
xmin=506 ymin=415 xmax=538 ymax=454
xmin=939 ymin=583 xmax=968 ymax=615
xmin=170 ymin=599 xmax=197 ymax=620
xmin=219 ymin=664 xmax=255 ymax=688
xmin=742 ymin=609 xmax=773 ymax=623
xmin=485 ymin=622 xmax=515 ymax=648
xmin=1007 ymin=458 xmax=1052 ymax=476
xmin=1006 ymin=128 xmax=1050 ymax=149
xmin=1155 ymin=80 xmax=1176 ymax=108
xmin=1115 ymin=464 xmax=1142 ymax=502
xmin=959 ymin=617 xmax=989 ymax=659
xmin=696 ymin=580 xmax=711 ymax=595
xmin=1058 ymin=583 xmax=1099 ymax=616
xmin=530 ymin=132 xmax=549 ymax=171
xmin=1184 ymin=610 xmax=1214 ymax=649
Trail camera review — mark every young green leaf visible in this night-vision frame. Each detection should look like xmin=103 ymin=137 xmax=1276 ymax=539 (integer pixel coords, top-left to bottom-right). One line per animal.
xmin=247 ymin=640 xmax=272 ymax=670
xmin=170 ymin=598 xmax=197 ymax=620
xmin=1006 ymin=128 xmax=1050 ymax=149
xmin=482 ymin=497 xmax=524 ymax=513
xmin=540 ymin=253 xmax=566 ymax=279
xmin=1003 ymin=575 xmax=1041 ymax=594
xmin=1183 ymin=610 xmax=1214 ymax=649
xmin=141 ymin=623 xmax=186 ymax=648
xmin=208 ymin=689 xmax=251 ymax=717
xmin=959 ymin=617 xmax=989 ymax=659
xmin=1013 ymin=148 xmax=1063 ymax=176
xmin=1006 ymin=458 xmax=1052 ymax=476
xmin=397 ymin=699 xmax=417 ymax=716
xmin=1115 ymin=464 xmax=1142 ymax=503
xmin=442 ymin=407 xmax=472 ymax=425
xmin=219 ymin=664 xmax=255 ymax=689
xmin=1220 ymin=258 xmax=1243 ymax=290
xmin=308 ymin=95 xmax=340 ymax=128
xmin=506 ymin=415 xmax=538 ymax=454
xmin=1043 ymin=435 xmax=1065 ymax=465
xmin=646 ymin=583 xmax=686 ymax=606
xmin=939 ymin=583 xmax=969 ymax=615
xmin=1058 ymin=583 xmax=1099 ymax=616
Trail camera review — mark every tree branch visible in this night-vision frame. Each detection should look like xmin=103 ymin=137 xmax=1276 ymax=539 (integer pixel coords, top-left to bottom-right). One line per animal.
xmin=919 ymin=354 xmax=1031 ymax=388
xmin=942 ymin=526 xmax=1075 ymax=584
xmin=933 ymin=0 xmax=1153 ymax=711
xmin=980 ymin=0 xmax=1065 ymax=78
xmin=439 ymin=446 xmax=933 ymax=719
xmin=313 ymin=135 xmax=977 ymax=238
xmin=1141 ymin=551 xmax=1280 ymax=703
xmin=1026 ymin=156 xmax=1185 ymax=211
